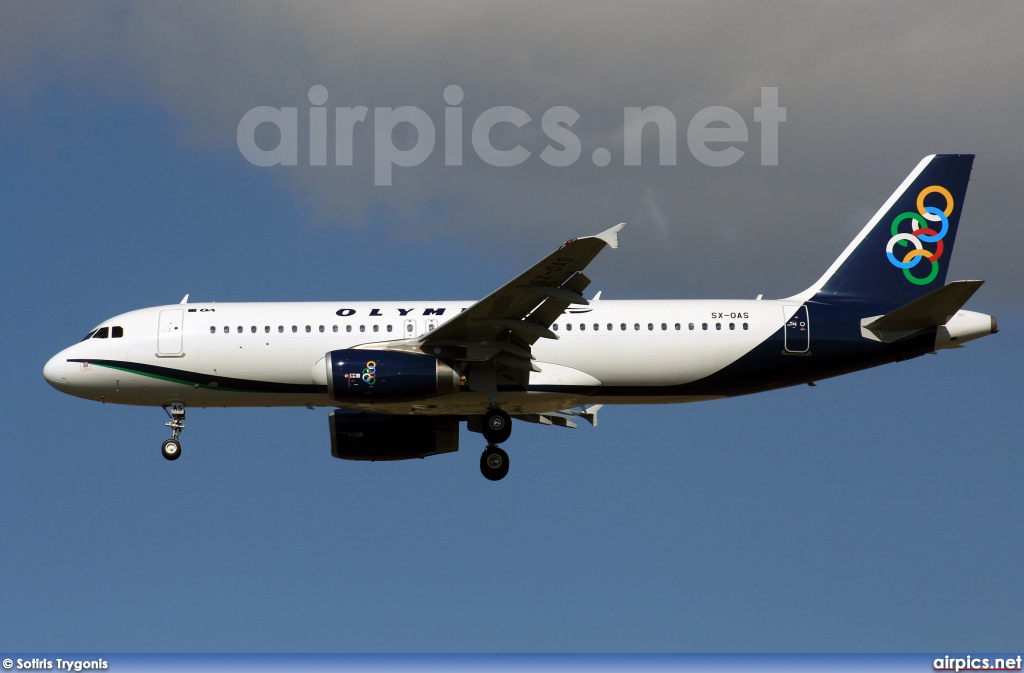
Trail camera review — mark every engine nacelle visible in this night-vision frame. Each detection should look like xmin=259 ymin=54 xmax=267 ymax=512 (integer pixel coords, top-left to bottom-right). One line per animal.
xmin=329 ymin=411 xmax=459 ymax=461
xmin=325 ymin=349 xmax=459 ymax=402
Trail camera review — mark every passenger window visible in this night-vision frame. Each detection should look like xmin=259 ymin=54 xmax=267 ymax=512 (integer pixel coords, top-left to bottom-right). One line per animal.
xmin=360 ymin=325 xmax=365 ymax=332
xmin=594 ymin=323 xmax=599 ymax=331
xmin=265 ymin=326 xmax=270 ymax=333
xmin=346 ymin=325 xmax=352 ymax=333
xmin=716 ymin=323 xmax=722 ymax=330
xmin=251 ymin=326 xmax=256 ymax=333
xmin=235 ymin=326 xmax=242 ymax=334
xmin=333 ymin=325 xmax=338 ymax=333
xmin=373 ymin=325 xmax=379 ymax=332
xmin=702 ymin=323 xmax=708 ymax=330
xmin=553 ymin=324 xmax=559 ymax=331
xmin=648 ymin=323 xmax=653 ymax=331
xmin=112 ymin=326 xmax=124 ymax=338
xmin=406 ymin=324 xmax=413 ymax=333
xmin=743 ymin=322 xmax=749 ymax=330
xmin=661 ymin=323 xmax=667 ymax=331
xmin=580 ymin=324 xmax=585 ymax=331
xmin=621 ymin=323 xmax=626 ymax=331
xmin=210 ymin=326 xmax=216 ymax=334
xmin=729 ymin=323 xmax=735 ymax=330
xmin=428 ymin=324 xmax=435 ymax=331
xmin=689 ymin=323 xmax=694 ymax=330
xmin=607 ymin=323 xmax=613 ymax=331
xmin=387 ymin=325 xmax=393 ymax=332
xmin=319 ymin=325 xmax=325 ymax=333
xmin=634 ymin=323 xmax=640 ymax=331
xmin=292 ymin=326 xmax=297 ymax=333
xmin=675 ymin=323 xmax=680 ymax=330
xmin=224 ymin=326 xmax=229 ymax=334
xmin=566 ymin=324 xmax=572 ymax=331
xmin=278 ymin=326 xmax=284 ymax=333
xmin=305 ymin=325 xmax=311 ymax=333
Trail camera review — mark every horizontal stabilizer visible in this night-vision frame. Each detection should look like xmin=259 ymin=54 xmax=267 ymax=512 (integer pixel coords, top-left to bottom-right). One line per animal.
xmin=863 ymin=280 xmax=985 ymax=331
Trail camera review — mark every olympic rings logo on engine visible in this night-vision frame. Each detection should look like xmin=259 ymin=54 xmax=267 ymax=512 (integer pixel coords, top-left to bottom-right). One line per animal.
xmin=884 ymin=185 xmax=954 ymax=285
xmin=362 ymin=360 xmax=377 ymax=385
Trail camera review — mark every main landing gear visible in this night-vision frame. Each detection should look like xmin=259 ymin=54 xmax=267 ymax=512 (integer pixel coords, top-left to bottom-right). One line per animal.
xmin=482 ymin=408 xmax=512 ymax=444
xmin=480 ymin=445 xmax=509 ymax=481
xmin=161 ymin=403 xmax=185 ymax=461
xmin=479 ymin=408 xmax=512 ymax=481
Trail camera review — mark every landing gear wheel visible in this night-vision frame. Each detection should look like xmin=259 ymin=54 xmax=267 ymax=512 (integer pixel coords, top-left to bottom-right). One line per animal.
xmin=161 ymin=438 xmax=182 ymax=461
xmin=482 ymin=409 xmax=512 ymax=444
xmin=161 ymin=403 xmax=186 ymax=462
xmin=480 ymin=445 xmax=509 ymax=481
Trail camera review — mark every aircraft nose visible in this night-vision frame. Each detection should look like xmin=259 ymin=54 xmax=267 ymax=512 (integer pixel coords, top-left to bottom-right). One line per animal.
xmin=43 ymin=353 xmax=67 ymax=388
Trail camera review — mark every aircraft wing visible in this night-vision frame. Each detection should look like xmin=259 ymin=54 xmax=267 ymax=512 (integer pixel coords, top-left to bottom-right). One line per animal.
xmin=417 ymin=223 xmax=624 ymax=372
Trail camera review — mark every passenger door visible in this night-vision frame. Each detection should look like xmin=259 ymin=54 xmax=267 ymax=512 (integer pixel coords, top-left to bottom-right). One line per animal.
xmin=157 ymin=309 xmax=184 ymax=355
xmin=783 ymin=305 xmax=809 ymax=354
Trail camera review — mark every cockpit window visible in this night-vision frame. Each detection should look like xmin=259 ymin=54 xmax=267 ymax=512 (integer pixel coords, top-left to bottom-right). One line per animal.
xmin=112 ymin=326 xmax=124 ymax=338
xmin=81 ymin=329 xmax=99 ymax=342
xmin=93 ymin=327 xmax=109 ymax=339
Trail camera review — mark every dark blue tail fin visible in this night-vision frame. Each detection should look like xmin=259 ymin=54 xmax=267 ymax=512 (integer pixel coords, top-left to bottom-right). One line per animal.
xmin=797 ymin=154 xmax=974 ymax=306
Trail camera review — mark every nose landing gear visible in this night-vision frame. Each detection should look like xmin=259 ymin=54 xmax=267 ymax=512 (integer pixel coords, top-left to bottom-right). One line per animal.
xmin=161 ymin=438 xmax=181 ymax=461
xmin=161 ymin=403 xmax=185 ymax=461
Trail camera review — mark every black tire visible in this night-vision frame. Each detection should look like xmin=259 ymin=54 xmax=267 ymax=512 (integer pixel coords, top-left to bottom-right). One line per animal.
xmin=482 ymin=409 xmax=512 ymax=444
xmin=161 ymin=438 xmax=182 ymax=461
xmin=480 ymin=445 xmax=510 ymax=481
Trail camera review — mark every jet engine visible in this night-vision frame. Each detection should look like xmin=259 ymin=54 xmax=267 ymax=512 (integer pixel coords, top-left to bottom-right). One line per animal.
xmin=325 ymin=349 xmax=459 ymax=402
xmin=329 ymin=411 xmax=459 ymax=461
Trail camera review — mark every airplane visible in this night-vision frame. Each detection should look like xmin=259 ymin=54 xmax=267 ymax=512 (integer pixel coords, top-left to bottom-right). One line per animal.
xmin=43 ymin=154 xmax=997 ymax=481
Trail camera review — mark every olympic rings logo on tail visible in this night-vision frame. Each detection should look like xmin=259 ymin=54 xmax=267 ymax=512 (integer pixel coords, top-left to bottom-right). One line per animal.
xmin=362 ymin=360 xmax=377 ymax=385
xmin=884 ymin=185 xmax=954 ymax=285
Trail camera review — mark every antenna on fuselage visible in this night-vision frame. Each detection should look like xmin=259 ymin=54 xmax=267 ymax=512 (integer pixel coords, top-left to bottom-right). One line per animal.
xmin=179 ymin=294 xmax=190 ymax=304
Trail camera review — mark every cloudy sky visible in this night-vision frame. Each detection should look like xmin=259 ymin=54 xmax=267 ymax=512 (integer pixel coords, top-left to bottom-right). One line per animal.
xmin=2 ymin=1 xmax=1021 ymax=653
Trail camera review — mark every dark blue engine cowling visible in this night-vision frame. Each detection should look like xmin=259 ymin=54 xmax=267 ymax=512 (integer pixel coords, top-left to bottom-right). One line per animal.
xmin=326 ymin=349 xmax=459 ymax=401
xmin=329 ymin=411 xmax=459 ymax=461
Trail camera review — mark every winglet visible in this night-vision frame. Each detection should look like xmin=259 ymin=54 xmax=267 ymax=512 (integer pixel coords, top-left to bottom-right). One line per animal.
xmin=587 ymin=223 xmax=625 ymax=249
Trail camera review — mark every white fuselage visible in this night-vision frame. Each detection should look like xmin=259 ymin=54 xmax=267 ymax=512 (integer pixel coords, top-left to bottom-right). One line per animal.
xmin=45 ymin=299 xmax=787 ymax=412
xmin=43 ymin=299 xmax=993 ymax=416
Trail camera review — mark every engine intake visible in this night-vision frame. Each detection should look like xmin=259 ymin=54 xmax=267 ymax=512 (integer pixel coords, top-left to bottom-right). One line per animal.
xmin=325 ymin=349 xmax=459 ymax=402
xmin=329 ymin=411 xmax=459 ymax=461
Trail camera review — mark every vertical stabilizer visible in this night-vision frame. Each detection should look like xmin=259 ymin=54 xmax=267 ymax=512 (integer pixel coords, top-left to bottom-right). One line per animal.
xmin=793 ymin=154 xmax=974 ymax=305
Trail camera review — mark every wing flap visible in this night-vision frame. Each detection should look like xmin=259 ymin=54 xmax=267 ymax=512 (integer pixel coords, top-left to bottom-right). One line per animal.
xmin=521 ymin=284 xmax=589 ymax=305
xmin=513 ymin=405 xmax=604 ymax=430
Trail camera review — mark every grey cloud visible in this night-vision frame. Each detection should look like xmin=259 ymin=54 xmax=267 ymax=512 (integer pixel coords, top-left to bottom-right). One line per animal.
xmin=2 ymin=0 xmax=1021 ymax=303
